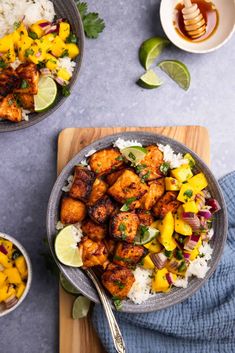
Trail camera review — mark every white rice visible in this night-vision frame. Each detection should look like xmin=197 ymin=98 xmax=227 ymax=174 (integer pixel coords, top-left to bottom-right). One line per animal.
xmin=62 ymin=175 xmax=74 ymax=192
xmin=56 ymin=221 xmax=65 ymax=230
xmin=71 ymin=223 xmax=83 ymax=245
xmin=22 ymin=109 xmax=30 ymax=121
xmin=127 ymin=267 xmax=153 ymax=304
xmin=113 ymin=138 xmax=142 ymax=150
xmin=85 ymin=149 xmax=97 ymax=157
xmin=79 ymin=159 xmax=88 ymax=166
xmin=158 ymin=144 xmax=187 ymax=169
xmin=57 ymin=57 xmax=76 ymax=77
xmin=0 ymin=0 xmax=55 ymax=38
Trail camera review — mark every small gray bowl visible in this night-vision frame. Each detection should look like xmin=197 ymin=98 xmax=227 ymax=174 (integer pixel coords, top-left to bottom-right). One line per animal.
xmin=0 ymin=0 xmax=84 ymax=133
xmin=0 ymin=232 xmax=32 ymax=317
xmin=47 ymin=131 xmax=228 ymax=313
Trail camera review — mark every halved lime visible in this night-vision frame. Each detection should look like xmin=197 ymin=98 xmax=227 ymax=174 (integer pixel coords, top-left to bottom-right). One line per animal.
xmin=121 ymin=146 xmax=147 ymax=165
xmin=55 ymin=225 xmax=83 ymax=267
xmin=34 ymin=76 xmax=57 ymax=112
xmin=60 ymin=273 xmax=80 ymax=294
xmin=139 ymin=37 xmax=170 ymax=70
xmin=135 ymin=227 xmax=160 ymax=245
xmin=158 ymin=60 xmax=191 ymax=91
xmin=137 ymin=70 xmax=163 ymax=89
xmin=72 ymin=296 xmax=91 ymax=319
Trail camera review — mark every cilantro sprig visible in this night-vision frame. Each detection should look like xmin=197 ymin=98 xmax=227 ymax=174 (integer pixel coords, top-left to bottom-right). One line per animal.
xmin=76 ymin=1 xmax=105 ymax=39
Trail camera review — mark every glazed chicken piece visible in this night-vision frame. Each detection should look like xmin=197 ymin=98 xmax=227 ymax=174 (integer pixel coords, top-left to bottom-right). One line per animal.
xmin=60 ymin=197 xmax=86 ymax=224
xmin=87 ymin=178 xmax=108 ymax=206
xmin=109 ymin=212 xmax=139 ymax=243
xmin=0 ymin=67 xmax=20 ymax=98
xmin=103 ymin=238 xmax=116 ymax=257
xmin=89 ymin=148 xmax=124 ymax=175
xmin=79 ymin=236 xmax=108 ymax=268
xmin=81 ymin=218 xmax=107 ymax=241
xmin=136 ymin=209 xmax=154 ymax=226
xmin=140 ymin=178 xmax=165 ymax=210
xmin=106 ymin=169 xmax=125 ymax=186
xmin=102 ymin=263 xmax=135 ymax=299
xmin=152 ymin=191 xmax=181 ymax=219
xmin=113 ymin=242 xmax=145 ymax=269
xmin=17 ymin=93 xmax=34 ymax=111
xmin=108 ymin=169 xmax=148 ymax=204
xmin=69 ymin=166 xmax=96 ymax=202
xmin=88 ymin=195 xmax=115 ymax=224
xmin=15 ymin=63 xmax=39 ymax=95
xmin=0 ymin=94 xmax=22 ymax=122
xmin=138 ymin=145 xmax=164 ymax=181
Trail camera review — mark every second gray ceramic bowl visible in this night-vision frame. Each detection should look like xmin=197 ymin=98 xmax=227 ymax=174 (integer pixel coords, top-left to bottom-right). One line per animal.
xmin=0 ymin=0 xmax=84 ymax=133
xmin=47 ymin=131 xmax=228 ymax=313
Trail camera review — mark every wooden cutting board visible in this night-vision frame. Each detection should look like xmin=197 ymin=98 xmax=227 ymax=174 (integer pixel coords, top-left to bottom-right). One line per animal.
xmin=57 ymin=126 xmax=210 ymax=353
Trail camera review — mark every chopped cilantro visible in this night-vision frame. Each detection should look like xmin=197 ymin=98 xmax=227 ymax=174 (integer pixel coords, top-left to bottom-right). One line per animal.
xmin=128 ymin=151 xmax=136 ymax=160
xmin=13 ymin=21 xmax=21 ymax=30
xmin=62 ymin=86 xmax=71 ymax=97
xmin=176 ymin=249 xmax=183 ymax=260
xmin=135 ymin=163 xmax=147 ymax=174
xmin=20 ymin=79 xmax=29 ymax=89
xmin=0 ymin=60 xmax=7 ymax=69
xmin=115 ymin=155 xmax=124 ymax=161
xmin=160 ymin=162 xmax=170 ymax=175
xmin=8 ymin=98 xmax=14 ymax=106
xmin=66 ymin=33 xmax=77 ymax=44
xmin=120 ymin=197 xmax=136 ymax=211
xmin=112 ymin=297 xmax=122 ymax=310
xmin=28 ymin=31 xmax=38 ymax=40
xmin=178 ymin=261 xmax=187 ymax=272
xmin=118 ymin=223 xmax=126 ymax=232
xmin=164 ymin=250 xmax=173 ymax=258
xmin=141 ymin=170 xmax=150 ymax=183
xmin=76 ymin=1 xmax=105 ymax=39
xmin=25 ymin=48 xmax=34 ymax=58
xmin=183 ymin=189 xmax=193 ymax=198
xmin=114 ymin=280 xmax=125 ymax=289
xmin=60 ymin=49 xmax=69 ymax=58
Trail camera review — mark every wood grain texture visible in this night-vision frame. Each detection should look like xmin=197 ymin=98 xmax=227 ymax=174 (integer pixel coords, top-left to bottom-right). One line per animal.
xmin=58 ymin=125 xmax=210 ymax=353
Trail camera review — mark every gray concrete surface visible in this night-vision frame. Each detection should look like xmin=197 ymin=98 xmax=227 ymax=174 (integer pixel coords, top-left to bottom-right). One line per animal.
xmin=0 ymin=0 xmax=234 ymax=352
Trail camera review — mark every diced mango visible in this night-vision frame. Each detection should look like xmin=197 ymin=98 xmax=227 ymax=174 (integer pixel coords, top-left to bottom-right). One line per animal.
xmin=188 ymin=173 xmax=208 ymax=194
xmin=66 ymin=43 xmax=79 ymax=59
xmin=177 ymin=183 xmax=195 ymax=203
xmin=16 ymin=282 xmax=26 ymax=299
xmin=144 ymin=237 xmax=162 ymax=253
xmin=171 ymin=164 xmax=193 ymax=183
xmin=0 ymin=285 xmax=15 ymax=302
xmin=166 ymin=258 xmax=187 ymax=275
xmin=3 ymin=42 xmax=16 ymax=63
xmin=17 ymin=23 xmax=28 ymax=38
xmin=0 ymin=240 xmax=13 ymax=256
xmin=142 ymin=254 xmax=155 ymax=270
xmin=30 ymin=20 xmax=49 ymax=39
xmin=152 ymin=268 xmax=170 ymax=292
xmin=59 ymin=22 xmax=70 ymax=41
xmin=165 ymin=177 xmax=181 ymax=191
xmin=184 ymin=153 xmax=196 ymax=168
xmin=28 ymin=43 xmax=46 ymax=64
xmin=183 ymin=201 xmax=198 ymax=213
xmin=156 ymin=212 xmax=177 ymax=251
xmin=50 ymin=36 xmax=67 ymax=57
xmin=174 ymin=214 xmax=192 ymax=236
xmin=185 ymin=237 xmax=202 ymax=261
xmin=0 ymin=252 xmax=12 ymax=268
xmin=0 ymin=272 xmax=7 ymax=287
xmin=15 ymin=256 xmax=28 ymax=280
xmin=4 ymin=268 xmax=22 ymax=284
xmin=45 ymin=53 xmax=58 ymax=70
xmin=37 ymin=34 xmax=55 ymax=52
xmin=57 ymin=68 xmax=71 ymax=81
xmin=0 ymin=34 xmax=13 ymax=52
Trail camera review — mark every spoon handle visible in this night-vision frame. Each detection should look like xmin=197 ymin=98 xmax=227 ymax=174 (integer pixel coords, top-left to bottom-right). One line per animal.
xmin=85 ymin=268 xmax=126 ymax=353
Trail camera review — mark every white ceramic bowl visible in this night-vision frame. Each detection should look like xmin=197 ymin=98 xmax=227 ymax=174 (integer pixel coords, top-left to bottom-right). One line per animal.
xmin=160 ymin=0 xmax=235 ymax=53
xmin=0 ymin=233 xmax=32 ymax=317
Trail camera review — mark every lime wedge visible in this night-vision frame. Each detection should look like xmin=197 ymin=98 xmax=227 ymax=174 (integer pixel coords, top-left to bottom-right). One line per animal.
xmin=137 ymin=70 xmax=163 ymax=89
xmin=72 ymin=296 xmax=91 ymax=319
xmin=121 ymin=146 xmax=147 ymax=166
xmin=34 ymin=76 xmax=57 ymax=112
xmin=60 ymin=273 xmax=80 ymax=294
xmin=135 ymin=227 xmax=160 ymax=245
xmin=55 ymin=225 xmax=83 ymax=267
xmin=158 ymin=60 xmax=191 ymax=91
xmin=139 ymin=37 xmax=170 ymax=70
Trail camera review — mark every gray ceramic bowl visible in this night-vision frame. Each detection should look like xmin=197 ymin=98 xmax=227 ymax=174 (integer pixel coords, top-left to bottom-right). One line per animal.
xmin=0 ymin=0 xmax=84 ymax=133
xmin=0 ymin=232 xmax=32 ymax=317
xmin=47 ymin=131 xmax=228 ymax=313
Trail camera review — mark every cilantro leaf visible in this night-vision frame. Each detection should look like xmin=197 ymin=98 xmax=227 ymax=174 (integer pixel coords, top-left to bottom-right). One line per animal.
xmin=83 ymin=13 xmax=105 ymax=39
xmin=77 ymin=1 xmax=88 ymax=19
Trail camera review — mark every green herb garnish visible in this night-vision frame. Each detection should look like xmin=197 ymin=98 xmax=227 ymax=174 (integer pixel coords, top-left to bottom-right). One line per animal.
xmin=112 ymin=297 xmax=122 ymax=310
xmin=160 ymin=162 xmax=170 ymax=175
xmin=164 ymin=250 xmax=173 ymax=258
xmin=114 ymin=280 xmax=125 ymax=289
xmin=62 ymin=86 xmax=71 ymax=97
xmin=13 ymin=21 xmax=21 ymax=30
xmin=183 ymin=189 xmax=193 ymax=198
xmin=25 ymin=48 xmax=34 ymax=58
xmin=135 ymin=163 xmax=147 ymax=174
xmin=66 ymin=33 xmax=77 ymax=44
xmin=20 ymin=79 xmax=29 ymax=89
xmin=28 ymin=31 xmax=38 ymax=40
xmin=176 ymin=249 xmax=183 ymax=260
xmin=0 ymin=60 xmax=7 ymax=69
xmin=141 ymin=170 xmax=150 ymax=183
xmin=60 ymin=49 xmax=69 ymax=58
xmin=178 ymin=261 xmax=187 ymax=272
xmin=76 ymin=1 xmax=105 ymax=39
xmin=120 ymin=197 xmax=136 ymax=211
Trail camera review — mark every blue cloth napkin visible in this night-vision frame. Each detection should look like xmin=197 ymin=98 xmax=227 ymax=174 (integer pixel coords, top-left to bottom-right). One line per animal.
xmin=92 ymin=171 xmax=235 ymax=353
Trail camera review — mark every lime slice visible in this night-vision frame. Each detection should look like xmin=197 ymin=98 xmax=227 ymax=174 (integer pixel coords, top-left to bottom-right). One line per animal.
xmin=135 ymin=227 xmax=160 ymax=245
xmin=158 ymin=60 xmax=191 ymax=91
xmin=34 ymin=76 xmax=57 ymax=112
xmin=55 ymin=225 xmax=83 ymax=267
xmin=72 ymin=296 xmax=91 ymax=319
xmin=139 ymin=37 xmax=170 ymax=70
xmin=60 ymin=273 xmax=80 ymax=294
xmin=121 ymin=146 xmax=147 ymax=166
xmin=137 ymin=70 xmax=163 ymax=89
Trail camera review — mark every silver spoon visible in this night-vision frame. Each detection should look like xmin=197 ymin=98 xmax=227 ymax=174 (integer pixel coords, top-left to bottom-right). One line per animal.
xmin=85 ymin=268 xmax=126 ymax=353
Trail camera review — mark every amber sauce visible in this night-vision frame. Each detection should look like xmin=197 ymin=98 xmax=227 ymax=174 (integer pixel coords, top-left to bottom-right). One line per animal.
xmin=174 ymin=0 xmax=219 ymax=42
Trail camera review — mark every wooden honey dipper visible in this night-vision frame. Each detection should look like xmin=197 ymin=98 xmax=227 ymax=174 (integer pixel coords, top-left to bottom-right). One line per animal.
xmin=182 ymin=0 xmax=206 ymax=39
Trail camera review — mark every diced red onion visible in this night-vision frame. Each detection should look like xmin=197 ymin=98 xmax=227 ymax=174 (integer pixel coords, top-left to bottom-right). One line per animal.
xmin=35 ymin=52 xmax=41 ymax=58
xmin=45 ymin=24 xmax=58 ymax=34
xmin=40 ymin=68 xmax=51 ymax=76
xmin=182 ymin=212 xmax=201 ymax=231
xmin=150 ymin=252 xmax=167 ymax=269
xmin=195 ymin=193 xmax=205 ymax=210
xmin=166 ymin=273 xmax=174 ymax=285
xmin=55 ymin=77 xmax=65 ymax=86
xmin=183 ymin=252 xmax=190 ymax=261
xmin=203 ymin=189 xmax=211 ymax=199
xmin=168 ymin=258 xmax=179 ymax=271
xmin=4 ymin=295 xmax=18 ymax=309
xmin=0 ymin=52 xmax=3 ymax=57
xmin=39 ymin=21 xmax=51 ymax=28
xmin=184 ymin=234 xmax=200 ymax=251
xmin=198 ymin=210 xmax=212 ymax=219
xmin=0 ymin=244 xmax=7 ymax=255
xmin=199 ymin=216 xmax=208 ymax=231
xmin=56 ymin=18 xmax=65 ymax=24
xmin=206 ymin=199 xmax=221 ymax=213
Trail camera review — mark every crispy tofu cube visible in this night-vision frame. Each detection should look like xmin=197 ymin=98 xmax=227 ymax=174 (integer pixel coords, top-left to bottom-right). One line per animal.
xmin=0 ymin=94 xmax=22 ymax=122
xmin=152 ymin=191 xmax=181 ymax=219
xmin=81 ymin=218 xmax=107 ymax=241
xmin=89 ymin=148 xmax=124 ymax=175
xmin=113 ymin=242 xmax=145 ymax=269
xmin=108 ymin=169 xmax=148 ymax=203
xmin=106 ymin=169 xmax=125 ymax=186
xmin=4 ymin=268 xmax=22 ymax=284
xmin=60 ymin=197 xmax=86 ymax=224
xmin=15 ymin=63 xmax=39 ymax=95
xmin=17 ymin=93 xmax=34 ymax=111
xmin=141 ymin=178 xmax=165 ymax=210
xmin=88 ymin=178 xmax=108 ymax=206
xmin=101 ymin=263 xmax=135 ymax=299
xmin=136 ymin=209 xmax=154 ymax=226
xmin=171 ymin=164 xmax=193 ymax=183
xmin=79 ymin=237 xmax=108 ymax=268
xmin=188 ymin=173 xmax=208 ymax=194
xmin=109 ymin=212 xmax=140 ymax=243
xmin=88 ymin=195 xmax=115 ymax=224
xmin=138 ymin=145 xmax=163 ymax=181
xmin=69 ymin=166 xmax=96 ymax=202
xmin=0 ymin=67 xmax=20 ymax=98
xmin=177 ymin=183 xmax=195 ymax=203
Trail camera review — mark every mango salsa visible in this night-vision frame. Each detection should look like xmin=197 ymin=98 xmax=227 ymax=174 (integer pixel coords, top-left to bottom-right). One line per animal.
xmin=188 ymin=173 xmax=208 ymax=194
xmin=171 ymin=164 xmax=193 ymax=183
xmin=155 ymin=212 xmax=177 ymax=251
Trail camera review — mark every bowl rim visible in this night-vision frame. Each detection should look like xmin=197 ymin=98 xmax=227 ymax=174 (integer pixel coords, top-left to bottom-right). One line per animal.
xmin=0 ymin=232 xmax=32 ymax=317
xmin=47 ymin=130 xmax=228 ymax=313
xmin=160 ymin=0 xmax=235 ymax=54
xmin=0 ymin=0 xmax=85 ymax=133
